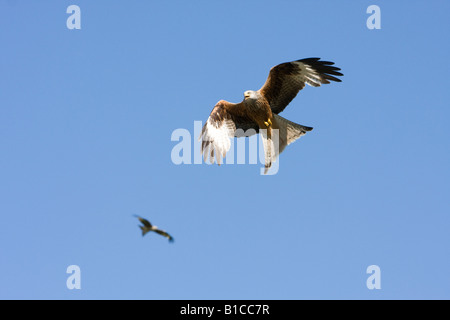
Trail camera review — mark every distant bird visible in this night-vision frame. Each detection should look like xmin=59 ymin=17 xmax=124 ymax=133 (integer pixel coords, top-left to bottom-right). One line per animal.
xmin=134 ymin=215 xmax=174 ymax=243
xmin=199 ymin=57 xmax=343 ymax=173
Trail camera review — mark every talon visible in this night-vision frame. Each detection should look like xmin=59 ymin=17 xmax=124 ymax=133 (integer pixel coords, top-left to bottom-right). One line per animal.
xmin=264 ymin=118 xmax=272 ymax=127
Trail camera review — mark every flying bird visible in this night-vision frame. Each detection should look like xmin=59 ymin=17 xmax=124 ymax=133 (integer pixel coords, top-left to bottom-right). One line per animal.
xmin=199 ymin=57 xmax=343 ymax=173
xmin=135 ymin=215 xmax=174 ymax=243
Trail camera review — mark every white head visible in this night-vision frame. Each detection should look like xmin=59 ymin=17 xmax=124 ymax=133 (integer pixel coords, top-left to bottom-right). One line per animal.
xmin=243 ymin=90 xmax=258 ymax=100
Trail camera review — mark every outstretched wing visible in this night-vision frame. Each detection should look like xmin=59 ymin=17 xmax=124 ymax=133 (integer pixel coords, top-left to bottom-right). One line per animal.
xmin=258 ymin=58 xmax=343 ymax=114
xmin=134 ymin=215 xmax=152 ymax=228
xmin=154 ymin=229 xmax=174 ymax=242
xmin=199 ymin=100 xmax=256 ymax=165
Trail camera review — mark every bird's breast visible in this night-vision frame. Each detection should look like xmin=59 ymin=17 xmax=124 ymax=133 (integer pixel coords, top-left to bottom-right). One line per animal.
xmin=244 ymin=99 xmax=267 ymax=114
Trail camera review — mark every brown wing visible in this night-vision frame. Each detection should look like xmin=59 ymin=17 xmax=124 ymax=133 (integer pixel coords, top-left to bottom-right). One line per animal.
xmin=199 ymin=100 xmax=257 ymax=165
xmin=258 ymin=58 xmax=343 ymax=114
xmin=135 ymin=215 xmax=152 ymax=228
xmin=153 ymin=229 xmax=174 ymax=242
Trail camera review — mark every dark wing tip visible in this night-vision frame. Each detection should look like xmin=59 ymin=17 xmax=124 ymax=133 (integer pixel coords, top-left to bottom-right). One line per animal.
xmin=325 ymin=75 xmax=342 ymax=82
xmin=298 ymin=57 xmax=321 ymax=63
xmin=154 ymin=228 xmax=174 ymax=242
xmin=298 ymin=57 xmax=344 ymax=82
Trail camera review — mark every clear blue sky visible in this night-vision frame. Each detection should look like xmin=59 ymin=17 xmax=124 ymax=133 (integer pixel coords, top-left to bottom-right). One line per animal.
xmin=1 ymin=0 xmax=449 ymax=299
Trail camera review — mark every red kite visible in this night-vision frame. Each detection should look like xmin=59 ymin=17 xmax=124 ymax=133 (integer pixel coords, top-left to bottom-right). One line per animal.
xmin=135 ymin=215 xmax=174 ymax=243
xmin=199 ymin=58 xmax=343 ymax=173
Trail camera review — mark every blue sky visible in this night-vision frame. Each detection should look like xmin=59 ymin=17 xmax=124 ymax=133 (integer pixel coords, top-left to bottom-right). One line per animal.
xmin=0 ymin=0 xmax=449 ymax=299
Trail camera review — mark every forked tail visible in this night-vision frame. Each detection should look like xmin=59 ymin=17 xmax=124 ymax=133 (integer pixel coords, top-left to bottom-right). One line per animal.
xmin=272 ymin=114 xmax=312 ymax=155
xmin=261 ymin=114 xmax=313 ymax=174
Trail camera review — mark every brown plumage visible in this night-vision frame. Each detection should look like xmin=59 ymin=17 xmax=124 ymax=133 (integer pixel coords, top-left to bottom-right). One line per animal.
xmin=260 ymin=58 xmax=343 ymax=114
xmin=199 ymin=57 xmax=343 ymax=173
xmin=135 ymin=215 xmax=174 ymax=243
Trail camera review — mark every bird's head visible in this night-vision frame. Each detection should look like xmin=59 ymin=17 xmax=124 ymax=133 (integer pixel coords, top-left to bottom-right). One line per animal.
xmin=244 ymin=90 xmax=257 ymax=100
